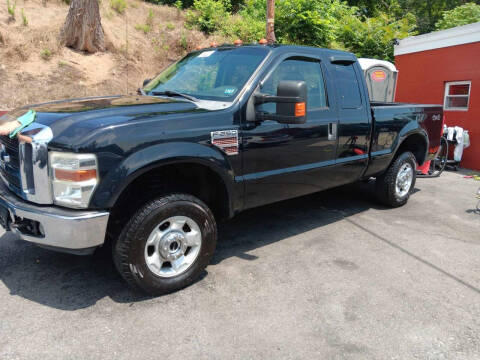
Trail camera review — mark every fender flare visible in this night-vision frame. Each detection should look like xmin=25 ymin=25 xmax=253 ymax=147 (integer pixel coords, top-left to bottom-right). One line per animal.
xmin=392 ymin=122 xmax=429 ymax=165
xmin=91 ymin=142 xmax=236 ymax=211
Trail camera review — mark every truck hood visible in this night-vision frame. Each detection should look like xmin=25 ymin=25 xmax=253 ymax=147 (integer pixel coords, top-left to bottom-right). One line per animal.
xmin=8 ymin=95 xmax=225 ymax=150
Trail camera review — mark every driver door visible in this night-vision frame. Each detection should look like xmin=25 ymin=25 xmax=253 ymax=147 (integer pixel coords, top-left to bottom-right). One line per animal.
xmin=241 ymin=54 xmax=339 ymax=209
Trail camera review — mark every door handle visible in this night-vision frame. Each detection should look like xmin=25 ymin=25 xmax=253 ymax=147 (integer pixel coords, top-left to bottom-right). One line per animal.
xmin=328 ymin=122 xmax=337 ymax=141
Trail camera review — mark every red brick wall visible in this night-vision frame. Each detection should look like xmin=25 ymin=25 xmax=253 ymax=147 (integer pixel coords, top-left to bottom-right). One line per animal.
xmin=395 ymin=42 xmax=480 ymax=170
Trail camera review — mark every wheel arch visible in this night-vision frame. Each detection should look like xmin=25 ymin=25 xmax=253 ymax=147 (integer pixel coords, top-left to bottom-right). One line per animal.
xmin=93 ymin=142 xmax=236 ymax=240
xmin=395 ymin=130 xmax=429 ymax=166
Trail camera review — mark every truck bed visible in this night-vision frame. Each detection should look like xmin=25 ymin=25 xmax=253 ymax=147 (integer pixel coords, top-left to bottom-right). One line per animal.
xmin=371 ymin=102 xmax=444 ymax=155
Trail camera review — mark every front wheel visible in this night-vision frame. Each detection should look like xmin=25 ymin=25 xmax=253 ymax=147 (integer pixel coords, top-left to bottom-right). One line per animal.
xmin=113 ymin=194 xmax=217 ymax=295
xmin=375 ymin=151 xmax=417 ymax=207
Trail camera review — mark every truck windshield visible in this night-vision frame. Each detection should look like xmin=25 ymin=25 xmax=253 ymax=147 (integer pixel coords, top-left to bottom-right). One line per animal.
xmin=144 ymin=47 xmax=269 ymax=102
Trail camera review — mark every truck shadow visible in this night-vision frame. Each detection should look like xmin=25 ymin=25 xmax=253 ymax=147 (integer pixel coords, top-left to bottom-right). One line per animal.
xmin=0 ymin=181 xmax=397 ymax=310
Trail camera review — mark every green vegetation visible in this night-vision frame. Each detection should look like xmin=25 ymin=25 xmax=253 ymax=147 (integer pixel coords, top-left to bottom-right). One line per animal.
xmin=135 ymin=24 xmax=152 ymax=34
xmin=147 ymin=8 xmax=155 ymax=25
xmin=186 ymin=0 xmax=229 ymax=33
xmin=21 ymin=8 xmax=27 ymax=26
xmin=166 ymin=22 xmax=175 ymax=30
xmin=174 ymin=0 xmax=183 ymax=10
xmin=40 ymin=48 xmax=52 ymax=60
xmin=347 ymin=0 xmax=479 ymax=34
xmin=7 ymin=0 xmax=16 ymax=19
xmin=436 ymin=2 xmax=480 ymax=30
xmin=185 ymin=0 xmax=416 ymax=60
xmin=141 ymin=0 xmax=480 ymax=61
xmin=180 ymin=33 xmax=188 ymax=49
xmin=110 ymin=0 xmax=127 ymax=14
xmin=135 ymin=9 xmax=156 ymax=35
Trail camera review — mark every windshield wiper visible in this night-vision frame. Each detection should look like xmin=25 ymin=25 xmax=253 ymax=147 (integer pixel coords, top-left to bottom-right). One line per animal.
xmin=151 ymin=90 xmax=198 ymax=102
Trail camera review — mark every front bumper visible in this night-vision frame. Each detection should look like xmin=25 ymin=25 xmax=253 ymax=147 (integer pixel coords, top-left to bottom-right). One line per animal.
xmin=0 ymin=181 xmax=109 ymax=255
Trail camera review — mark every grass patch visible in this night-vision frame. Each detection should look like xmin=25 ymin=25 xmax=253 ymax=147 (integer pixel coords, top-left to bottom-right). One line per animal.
xmin=7 ymin=0 xmax=16 ymax=19
xmin=135 ymin=24 xmax=151 ymax=34
xmin=166 ymin=22 xmax=175 ymax=30
xmin=179 ymin=33 xmax=188 ymax=50
xmin=146 ymin=9 xmax=154 ymax=26
xmin=21 ymin=8 xmax=27 ymax=26
xmin=110 ymin=0 xmax=126 ymax=14
xmin=40 ymin=48 xmax=52 ymax=60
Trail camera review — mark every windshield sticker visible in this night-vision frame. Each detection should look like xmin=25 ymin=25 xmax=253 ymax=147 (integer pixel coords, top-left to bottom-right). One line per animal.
xmin=211 ymin=130 xmax=239 ymax=156
xmin=198 ymin=51 xmax=215 ymax=58
xmin=224 ymin=88 xmax=237 ymax=95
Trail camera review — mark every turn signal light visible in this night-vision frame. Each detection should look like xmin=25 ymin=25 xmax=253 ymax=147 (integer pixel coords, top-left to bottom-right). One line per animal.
xmin=295 ymin=102 xmax=306 ymax=117
xmin=234 ymin=39 xmax=243 ymax=46
xmin=210 ymin=42 xmax=218 ymax=47
xmin=54 ymin=168 xmax=97 ymax=182
xmin=259 ymin=38 xmax=268 ymax=45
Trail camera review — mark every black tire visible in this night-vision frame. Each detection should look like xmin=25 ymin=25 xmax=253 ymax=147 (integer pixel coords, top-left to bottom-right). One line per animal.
xmin=375 ymin=151 xmax=417 ymax=207
xmin=113 ymin=194 xmax=217 ymax=295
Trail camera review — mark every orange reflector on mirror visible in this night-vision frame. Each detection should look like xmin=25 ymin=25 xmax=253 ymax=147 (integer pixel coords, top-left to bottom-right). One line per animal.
xmin=55 ymin=168 xmax=97 ymax=182
xmin=295 ymin=102 xmax=306 ymax=117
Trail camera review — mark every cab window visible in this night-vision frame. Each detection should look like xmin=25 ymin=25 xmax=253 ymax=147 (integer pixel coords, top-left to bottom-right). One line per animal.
xmin=258 ymin=57 xmax=328 ymax=114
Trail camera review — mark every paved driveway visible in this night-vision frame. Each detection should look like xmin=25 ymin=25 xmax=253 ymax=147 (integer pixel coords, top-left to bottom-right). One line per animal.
xmin=1 ymin=171 xmax=479 ymax=359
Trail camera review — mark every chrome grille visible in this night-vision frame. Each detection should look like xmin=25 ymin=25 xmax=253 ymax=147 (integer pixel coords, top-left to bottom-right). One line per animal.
xmin=0 ymin=135 xmax=21 ymax=189
xmin=0 ymin=123 xmax=53 ymax=204
xmin=0 ymin=135 xmax=20 ymax=168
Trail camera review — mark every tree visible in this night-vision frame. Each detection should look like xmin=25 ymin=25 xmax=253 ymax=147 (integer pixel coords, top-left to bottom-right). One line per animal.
xmin=59 ymin=0 xmax=105 ymax=53
xmin=266 ymin=0 xmax=276 ymax=43
xmin=436 ymin=2 xmax=480 ymax=29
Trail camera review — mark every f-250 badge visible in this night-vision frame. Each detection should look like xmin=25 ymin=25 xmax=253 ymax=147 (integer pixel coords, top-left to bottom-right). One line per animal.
xmin=211 ymin=130 xmax=239 ymax=155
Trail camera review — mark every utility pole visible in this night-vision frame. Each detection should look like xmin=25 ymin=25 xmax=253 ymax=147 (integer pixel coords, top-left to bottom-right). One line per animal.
xmin=266 ymin=0 xmax=276 ymax=44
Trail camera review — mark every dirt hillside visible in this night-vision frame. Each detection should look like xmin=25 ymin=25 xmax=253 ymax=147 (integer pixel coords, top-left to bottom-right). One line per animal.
xmin=0 ymin=0 xmax=224 ymax=110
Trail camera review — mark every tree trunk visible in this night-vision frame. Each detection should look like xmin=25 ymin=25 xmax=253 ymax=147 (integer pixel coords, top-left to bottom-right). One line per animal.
xmin=60 ymin=0 xmax=105 ymax=53
xmin=266 ymin=0 xmax=276 ymax=44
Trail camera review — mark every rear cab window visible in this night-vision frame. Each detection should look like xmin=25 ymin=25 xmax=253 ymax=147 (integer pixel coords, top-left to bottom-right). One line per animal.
xmin=333 ymin=63 xmax=363 ymax=109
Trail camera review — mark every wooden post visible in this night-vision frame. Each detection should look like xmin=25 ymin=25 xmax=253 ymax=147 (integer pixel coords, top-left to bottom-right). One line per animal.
xmin=266 ymin=0 xmax=276 ymax=44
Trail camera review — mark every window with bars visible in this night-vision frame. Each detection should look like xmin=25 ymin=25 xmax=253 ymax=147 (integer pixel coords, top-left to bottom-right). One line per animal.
xmin=444 ymin=81 xmax=471 ymax=111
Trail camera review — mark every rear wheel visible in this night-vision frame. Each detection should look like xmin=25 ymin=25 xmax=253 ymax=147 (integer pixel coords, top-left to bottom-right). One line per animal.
xmin=113 ymin=193 xmax=217 ymax=295
xmin=375 ymin=151 xmax=417 ymax=207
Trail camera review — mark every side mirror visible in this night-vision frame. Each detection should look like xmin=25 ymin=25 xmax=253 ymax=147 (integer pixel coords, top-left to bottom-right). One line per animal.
xmin=254 ymin=80 xmax=307 ymax=124
xmin=143 ymin=78 xmax=151 ymax=87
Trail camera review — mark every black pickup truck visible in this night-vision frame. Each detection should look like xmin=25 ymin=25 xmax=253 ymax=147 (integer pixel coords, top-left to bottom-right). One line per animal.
xmin=0 ymin=44 xmax=443 ymax=294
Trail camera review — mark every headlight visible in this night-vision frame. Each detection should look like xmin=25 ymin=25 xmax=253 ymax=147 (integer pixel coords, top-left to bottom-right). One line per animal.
xmin=49 ymin=152 xmax=98 ymax=209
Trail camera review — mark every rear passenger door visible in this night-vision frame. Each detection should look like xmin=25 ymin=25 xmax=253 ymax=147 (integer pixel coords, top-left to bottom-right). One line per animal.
xmin=330 ymin=61 xmax=371 ymax=182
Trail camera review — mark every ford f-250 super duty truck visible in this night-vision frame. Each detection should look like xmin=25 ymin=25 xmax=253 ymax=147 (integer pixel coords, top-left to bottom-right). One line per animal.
xmin=0 ymin=44 xmax=443 ymax=295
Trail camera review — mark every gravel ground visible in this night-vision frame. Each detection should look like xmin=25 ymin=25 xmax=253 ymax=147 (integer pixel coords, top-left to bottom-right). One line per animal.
xmin=1 ymin=170 xmax=479 ymax=360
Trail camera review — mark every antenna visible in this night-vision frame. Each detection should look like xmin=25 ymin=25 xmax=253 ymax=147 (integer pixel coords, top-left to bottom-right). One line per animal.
xmin=125 ymin=10 xmax=129 ymax=94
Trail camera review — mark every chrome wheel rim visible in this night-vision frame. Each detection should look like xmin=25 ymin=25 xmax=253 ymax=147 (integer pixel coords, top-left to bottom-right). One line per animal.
xmin=144 ymin=216 xmax=202 ymax=278
xmin=395 ymin=163 xmax=413 ymax=198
